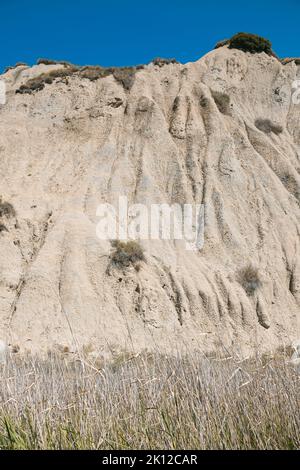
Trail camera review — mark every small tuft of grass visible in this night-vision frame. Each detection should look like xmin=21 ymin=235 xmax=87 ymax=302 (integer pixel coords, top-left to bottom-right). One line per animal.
xmin=211 ymin=90 xmax=231 ymax=115
xmin=0 ymin=223 xmax=8 ymax=233
xmin=238 ymin=264 xmax=262 ymax=296
xmin=112 ymin=67 xmax=137 ymax=90
xmin=37 ymin=58 xmax=61 ymax=66
xmin=36 ymin=58 xmax=75 ymax=67
xmin=110 ymin=240 xmax=145 ymax=268
xmin=151 ymin=57 xmax=179 ymax=67
xmin=282 ymin=57 xmax=300 ymax=66
xmin=4 ymin=62 xmax=27 ymax=73
xmin=255 ymin=118 xmax=283 ymax=135
xmin=79 ymin=65 xmax=111 ymax=81
xmin=214 ymin=39 xmax=230 ymax=49
xmin=0 ymin=200 xmax=16 ymax=218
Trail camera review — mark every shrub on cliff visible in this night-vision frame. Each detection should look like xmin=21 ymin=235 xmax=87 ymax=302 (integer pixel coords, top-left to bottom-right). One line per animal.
xmin=16 ymin=66 xmax=79 ymax=94
xmin=214 ymin=39 xmax=230 ymax=49
xmin=110 ymin=240 xmax=145 ymax=268
xmin=238 ymin=265 xmax=262 ymax=296
xmin=0 ymin=223 xmax=8 ymax=233
xmin=112 ymin=67 xmax=137 ymax=91
xmin=37 ymin=58 xmax=75 ymax=67
xmin=151 ymin=57 xmax=179 ymax=67
xmin=0 ymin=200 xmax=16 ymax=218
xmin=211 ymin=90 xmax=231 ymax=115
xmin=228 ymin=33 xmax=273 ymax=55
xmin=255 ymin=118 xmax=283 ymax=135
xmin=79 ymin=66 xmax=111 ymax=81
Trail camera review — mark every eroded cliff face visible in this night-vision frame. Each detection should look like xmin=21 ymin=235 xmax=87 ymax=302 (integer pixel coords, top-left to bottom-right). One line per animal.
xmin=0 ymin=46 xmax=300 ymax=357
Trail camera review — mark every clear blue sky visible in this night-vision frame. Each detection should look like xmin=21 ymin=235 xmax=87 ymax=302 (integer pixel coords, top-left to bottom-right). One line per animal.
xmin=0 ymin=0 xmax=299 ymax=71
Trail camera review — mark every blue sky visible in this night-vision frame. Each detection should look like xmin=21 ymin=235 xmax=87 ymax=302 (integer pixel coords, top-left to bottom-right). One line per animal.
xmin=0 ymin=0 xmax=299 ymax=71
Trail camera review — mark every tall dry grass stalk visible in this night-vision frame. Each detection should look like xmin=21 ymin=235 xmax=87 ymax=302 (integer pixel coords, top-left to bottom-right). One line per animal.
xmin=0 ymin=351 xmax=299 ymax=449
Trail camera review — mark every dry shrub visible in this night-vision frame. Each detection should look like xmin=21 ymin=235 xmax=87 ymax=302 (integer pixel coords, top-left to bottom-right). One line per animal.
xmin=214 ymin=39 xmax=230 ymax=49
xmin=0 ymin=223 xmax=8 ymax=233
xmin=151 ymin=57 xmax=179 ymax=67
xmin=37 ymin=58 xmax=60 ymax=66
xmin=80 ymin=66 xmax=138 ymax=89
xmin=199 ymin=94 xmax=209 ymax=108
xmin=211 ymin=90 xmax=231 ymax=115
xmin=16 ymin=66 xmax=79 ymax=94
xmin=16 ymin=63 xmax=138 ymax=93
xmin=282 ymin=57 xmax=300 ymax=66
xmin=79 ymin=66 xmax=111 ymax=81
xmin=238 ymin=264 xmax=262 ymax=296
xmin=37 ymin=58 xmax=74 ymax=67
xmin=0 ymin=200 xmax=16 ymax=218
xmin=255 ymin=118 xmax=283 ymax=135
xmin=112 ymin=67 xmax=136 ymax=90
xmin=110 ymin=240 xmax=145 ymax=268
xmin=4 ymin=62 xmax=27 ymax=73
xmin=280 ymin=173 xmax=300 ymax=201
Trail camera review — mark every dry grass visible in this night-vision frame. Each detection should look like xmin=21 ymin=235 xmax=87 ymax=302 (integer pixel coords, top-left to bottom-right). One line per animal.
xmin=211 ymin=90 xmax=231 ymax=115
xmin=238 ymin=264 xmax=262 ymax=296
xmin=36 ymin=58 xmax=75 ymax=67
xmin=110 ymin=240 xmax=145 ymax=268
xmin=79 ymin=65 xmax=111 ymax=81
xmin=0 ymin=352 xmax=299 ymax=449
xmin=16 ymin=63 xmax=139 ymax=93
xmin=151 ymin=57 xmax=179 ymax=67
xmin=282 ymin=58 xmax=300 ymax=66
xmin=214 ymin=39 xmax=230 ymax=49
xmin=0 ymin=223 xmax=8 ymax=233
xmin=4 ymin=62 xmax=27 ymax=73
xmin=112 ymin=67 xmax=137 ymax=90
xmin=0 ymin=200 xmax=16 ymax=218
xmin=80 ymin=66 xmax=138 ymax=89
xmin=16 ymin=66 xmax=79 ymax=94
xmin=255 ymin=118 xmax=283 ymax=135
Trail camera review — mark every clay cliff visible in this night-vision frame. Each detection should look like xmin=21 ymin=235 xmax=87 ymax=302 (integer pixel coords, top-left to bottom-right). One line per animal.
xmin=0 ymin=44 xmax=300 ymax=357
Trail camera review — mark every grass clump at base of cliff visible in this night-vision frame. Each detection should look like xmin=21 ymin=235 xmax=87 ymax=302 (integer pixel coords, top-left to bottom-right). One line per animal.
xmin=228 ymin=32 xmax=273 ymax=55
xmin=110 ymin=240 xmax=145 ymax=268
xmin=0 ymin=352 xmax=299 ymax=449
xmin=255 ymin=118 xmax=283 ymax=135
xmin=238 ymin=264 xmax=262 ymax=296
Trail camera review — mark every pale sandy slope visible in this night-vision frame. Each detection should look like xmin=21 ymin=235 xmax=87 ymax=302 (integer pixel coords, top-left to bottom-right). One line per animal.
xmin=0 ymin=46 xmax=300 ymax=357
